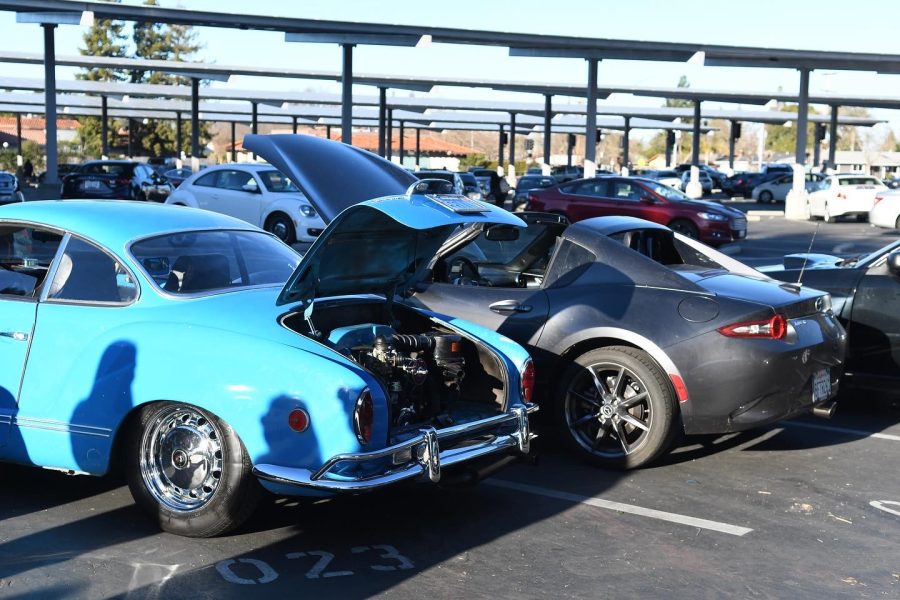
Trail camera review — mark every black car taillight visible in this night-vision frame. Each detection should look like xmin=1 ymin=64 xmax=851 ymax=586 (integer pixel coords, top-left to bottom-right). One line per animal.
xmin=718 ymin=314 xmax=787 ymax=340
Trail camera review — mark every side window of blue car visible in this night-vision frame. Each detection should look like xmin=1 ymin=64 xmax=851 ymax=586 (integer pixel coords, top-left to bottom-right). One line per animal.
xmin=47 ymin=237 xmax=137 ymax=304
xmin=0 ymin=226 xmax=64 ymax=299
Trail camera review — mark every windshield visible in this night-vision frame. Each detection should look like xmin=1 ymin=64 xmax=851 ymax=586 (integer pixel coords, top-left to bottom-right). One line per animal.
xmin=640 ymin=179 xmax=692 ymax=201
xmin=258 ymin=170 xmax=300 ymax=193
xmin=131 ymin=230 xmax=300 ymax=295
xmin=459 ymin=173 xmax=478 ymax=186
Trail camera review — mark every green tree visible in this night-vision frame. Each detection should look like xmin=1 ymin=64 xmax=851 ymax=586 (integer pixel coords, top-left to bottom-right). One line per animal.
xmin=129 ymin=0 xmax=209 ymax=158
xmin=75 ymin=0 xmax=129 ymax=158
xmin=764 ymin=103 xmax=823 ymax=158
xmin=458 ymin=153 xmax=491 ymax=170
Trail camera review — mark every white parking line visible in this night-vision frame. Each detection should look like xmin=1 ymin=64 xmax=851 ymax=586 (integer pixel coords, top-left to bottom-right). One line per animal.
xmin=486 ymin=479 xmax=753 ymax=537
xmin=784 ymin=421 xmax=900 ymax=442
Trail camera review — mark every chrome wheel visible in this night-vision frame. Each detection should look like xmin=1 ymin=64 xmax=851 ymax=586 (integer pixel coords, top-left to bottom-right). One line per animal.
xmin=140 ymin=405 xmax=224 ymax=512
xmin=564 ymin=361 xmax=653 ymax=458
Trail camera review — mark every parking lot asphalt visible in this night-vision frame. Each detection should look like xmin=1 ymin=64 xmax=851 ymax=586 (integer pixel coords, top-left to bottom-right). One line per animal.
xmin=3 ymin=190 xmax=898 ymax=600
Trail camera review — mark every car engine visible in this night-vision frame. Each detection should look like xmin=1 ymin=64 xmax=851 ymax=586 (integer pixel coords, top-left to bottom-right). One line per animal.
xmin=350 ymin=330 xmax=466 ymax=431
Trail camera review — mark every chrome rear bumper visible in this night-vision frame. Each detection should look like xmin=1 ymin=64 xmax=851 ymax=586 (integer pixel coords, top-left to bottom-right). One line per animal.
xmin=253 ymin=404 xmax=537 ymax=493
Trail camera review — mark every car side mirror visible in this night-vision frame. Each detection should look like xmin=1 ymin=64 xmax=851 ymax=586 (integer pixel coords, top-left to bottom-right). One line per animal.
xmin=888 ymin=251 xmax=900 ymax=278
xmin=242 ymin=183 xmax=260 ymax=193
xmin=485 ymin=225 xmax=520 ymax=242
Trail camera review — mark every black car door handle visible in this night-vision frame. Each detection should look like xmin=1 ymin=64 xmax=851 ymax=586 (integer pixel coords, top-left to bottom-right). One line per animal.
xmin=489 ymin=300 xmax=532 ymax=314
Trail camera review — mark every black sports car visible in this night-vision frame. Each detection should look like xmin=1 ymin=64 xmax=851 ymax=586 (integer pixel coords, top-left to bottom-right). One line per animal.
xmin=245 ymin=134 xmax=848 ymax=470
xmin=410 ymin=214 xmax=847 ymax=468
xmin=765 ymin=240 xmax=900 ymax=397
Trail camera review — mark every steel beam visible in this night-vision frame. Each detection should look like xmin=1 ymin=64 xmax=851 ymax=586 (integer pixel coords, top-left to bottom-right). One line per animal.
xmin=230 ymin=120 xmax=236 ymax=162
xmin=398 ymin=120 xmax=405 ymax=165
xmin=175 ymin=110 xmax=182 ymax=158
xmin=509 ymin=111 xmax=516 ymax=175
xmin=101 ymin=94 xmax=109 ymax=158
xmin=795 ymin=68 xmax=810 ymax=165
xmin=42 ymin=23 xmax=58 ymax=184
xmin=543 ymin=94 xmax=552 ymax=172
xmin=828 ymin=104 xmax=839 ymax=169
xmin=691 ymin=100 xmax=701 ymax=166
xmin=341 ymin=43 xmax=353 ymax=144
xmin=415 ymin=127 xmax=421 ymax=168
xmin=622 ymin=116 xmax=630 ymax=169
xmin=585 ymin=59 xmax=598 ymax=177
xmin=190 ymin=77 xmax=199 ymax=157
xmin=377 ymin=86 xmax=386 ymax=156
xmin=728 ymin=120 xmax=737 ymax=169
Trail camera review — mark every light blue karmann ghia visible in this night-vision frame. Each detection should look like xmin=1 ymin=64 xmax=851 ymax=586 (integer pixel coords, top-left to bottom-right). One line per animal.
xmin=0 ymin=134 xmax=536 ymax=537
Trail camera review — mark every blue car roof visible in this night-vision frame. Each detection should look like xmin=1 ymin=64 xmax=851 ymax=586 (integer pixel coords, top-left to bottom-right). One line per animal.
xmin=0 ymin=200 xmax=258 ymax=251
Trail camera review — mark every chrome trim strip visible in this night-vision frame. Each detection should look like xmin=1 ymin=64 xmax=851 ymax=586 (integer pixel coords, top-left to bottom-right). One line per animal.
xmin=0 ymin=331 xmax=29 ymax=341
xmin=253 ymin=404 xmax=538 ymax=493
xmin=12 ymin=417 xmax=112 ymax=438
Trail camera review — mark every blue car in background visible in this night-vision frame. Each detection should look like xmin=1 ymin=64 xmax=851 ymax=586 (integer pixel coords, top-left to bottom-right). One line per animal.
xmin=0 ymin=135 xmax=536 ymax=537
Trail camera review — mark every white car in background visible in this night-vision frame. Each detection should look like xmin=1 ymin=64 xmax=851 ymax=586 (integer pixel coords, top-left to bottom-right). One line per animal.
xmin=166 ymin=164 xmax=325 ymax=244
xmin=751 ymin=172 xmax=825 ymax=203
xmin=806 ymin=174 xmax=887 ymax=223
xmin=646 ymin=169 xmax=682 ymax=189
xmin=870 ymin=190 xmax=900 ymax=229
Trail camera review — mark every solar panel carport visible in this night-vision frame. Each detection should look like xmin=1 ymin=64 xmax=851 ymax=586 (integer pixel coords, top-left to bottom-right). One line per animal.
xmin=4 ymin=0 xmax=900 ymax=202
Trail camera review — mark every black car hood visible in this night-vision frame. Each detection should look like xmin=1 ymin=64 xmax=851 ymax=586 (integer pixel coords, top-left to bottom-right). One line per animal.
xmin=243 ymin=134 xmax=417 ymax=223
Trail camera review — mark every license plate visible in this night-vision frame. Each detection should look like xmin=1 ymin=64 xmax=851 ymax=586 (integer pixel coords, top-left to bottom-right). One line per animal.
xmin=84 ymin=180 xmax=100 ymax=190
xmin=812 ymin=368 xmax=831 ymax=403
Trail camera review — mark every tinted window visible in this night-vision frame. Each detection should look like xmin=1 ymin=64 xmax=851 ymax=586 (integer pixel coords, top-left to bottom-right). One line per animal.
xmin=570 ymin=180 xmax=609 ymax=197
xmin=48 ymin=237 xmax=137 ymax=304
xmin=467 ymin=223 xmax=552 ymax=265
xmin=544 ymin=240 xmax=595 ymax=288
xmin=609 ymin=181 xmax=642 ymax=201
xmin=83 ymin=163 xmax=130 ymax=176
xmin=194 ymin=171 xmax=219 ymax=188
xmin=0 ymin=226 xmax=63 ymax=298
xmin=838 ymin=177 xmax=880 ymax=186
xmin=131 ymin=230 xmax=300 ymax=295
xmin=219 ymin=170 xmax=257 ymax=192
xmin=258 ymin=170 xmax=299 ymax=193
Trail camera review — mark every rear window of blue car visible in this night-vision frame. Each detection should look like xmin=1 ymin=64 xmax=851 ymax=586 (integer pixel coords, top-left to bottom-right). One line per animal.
xmin=130 ymin=230 xmax=300 ymax=295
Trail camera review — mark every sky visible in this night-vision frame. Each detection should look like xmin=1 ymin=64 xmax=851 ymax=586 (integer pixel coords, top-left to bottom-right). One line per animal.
xmin=3 ymin=0 xmax=900 ymax=140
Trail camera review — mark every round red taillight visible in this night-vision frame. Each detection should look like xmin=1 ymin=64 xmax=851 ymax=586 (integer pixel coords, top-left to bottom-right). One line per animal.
xmin=521 ymin=359 xmax=535 ymax=403
xmin=288 ymin=408 xmax=310 ymax=433
xmin=353 ymin=388 xmax=374 ymax=445
xmin=770 ymin=314 xmax=787 ymax=340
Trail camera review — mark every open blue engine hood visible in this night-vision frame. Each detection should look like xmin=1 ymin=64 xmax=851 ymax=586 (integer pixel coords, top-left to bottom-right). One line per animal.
xmin=246 ymin=134 xmax=526 ymax=307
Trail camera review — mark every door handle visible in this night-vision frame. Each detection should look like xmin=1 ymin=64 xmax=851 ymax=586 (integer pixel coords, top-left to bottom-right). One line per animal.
xmin=489 ymin=300 xmax=532 ymax=314
xmin=0 ymin=331 xmax=29 ymax=341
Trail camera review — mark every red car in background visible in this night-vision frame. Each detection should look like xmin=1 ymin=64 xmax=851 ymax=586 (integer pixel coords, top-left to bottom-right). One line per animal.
xmin=525 ymin=176 xmax=748 ymax=246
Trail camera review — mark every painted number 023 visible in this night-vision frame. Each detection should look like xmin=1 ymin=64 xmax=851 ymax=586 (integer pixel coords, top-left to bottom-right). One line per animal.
xmin=215 ymin=545 xmax=415 ymax=585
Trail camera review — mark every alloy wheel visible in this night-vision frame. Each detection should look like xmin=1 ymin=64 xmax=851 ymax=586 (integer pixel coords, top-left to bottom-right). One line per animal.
xmin=564 ymin=361 xmax=653 ymax=458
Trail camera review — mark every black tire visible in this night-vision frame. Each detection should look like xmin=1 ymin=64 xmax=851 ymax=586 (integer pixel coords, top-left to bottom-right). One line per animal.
xmin=125 ymin=402 xmax=261 ymax=537
xmin=265 ymin=213 xmax=296 ymax=245
xmin=855 ymin=213 xmax=867 ymax=223
xmin=895 ymin=215 xmax=900 ymax=230
xmin=758 ymin=190 xmax=773 ymax=203
xmin=668 ymin=219 xmax=700 ymax=239
xmin=555 ymin=346 xmax=678 ymax=469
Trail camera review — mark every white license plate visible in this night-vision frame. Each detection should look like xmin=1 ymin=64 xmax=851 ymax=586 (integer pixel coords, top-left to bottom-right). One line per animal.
xmin=812 ymin=368 xmax=831 ymax=403
xmin=84 ymin=180 xmax=101 ymax=190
